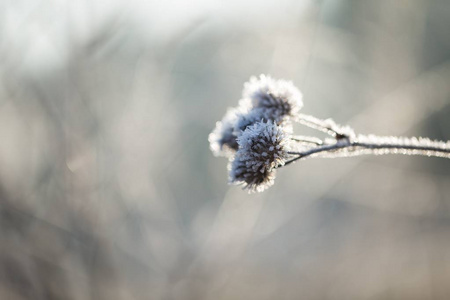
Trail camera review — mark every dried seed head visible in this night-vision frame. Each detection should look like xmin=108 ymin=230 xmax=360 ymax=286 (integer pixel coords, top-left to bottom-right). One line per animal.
xmin=234 ymin=107 xmax=271 ymax=136
xmin=228 ymin=157 xmax=276 ymax=193
xmin=243 ymin=74 xmax=303 ymax=120
xmin=208 ymin=108 xmax=240 ymax=157
xmin=237 ymin=120 xmax=290 ymax=172
xmin=229 ymin=120 xmax=289 ymax=193
xmin=234 ymin=107 xmax=294 ymax=137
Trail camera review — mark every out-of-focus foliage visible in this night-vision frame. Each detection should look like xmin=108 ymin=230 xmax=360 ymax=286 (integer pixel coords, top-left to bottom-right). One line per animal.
xmin=1 ymin=0 xmax=450 ymax=299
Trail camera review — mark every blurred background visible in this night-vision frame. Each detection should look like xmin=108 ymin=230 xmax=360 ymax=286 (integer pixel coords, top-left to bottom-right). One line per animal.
xmin=1 ymin=0 xmax=450 ymax=299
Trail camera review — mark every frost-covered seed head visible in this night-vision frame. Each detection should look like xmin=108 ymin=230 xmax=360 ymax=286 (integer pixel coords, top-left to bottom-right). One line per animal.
xmin=228 ymin=120 xmax=289 ymax=192
xmin=234 ymin=107 xmax=294 ymax=137
xmin=208 ymin=108 xmax=240 ymax=157
xmin=243 ymin=74 xmax=303 ymax=119
xmin=236 ymin=120 xmax=290 ymax=173
xmin=234 ymin=107 xmax=271 ymax=136
xmin=228 ymin=157 xmax=276 ymax=193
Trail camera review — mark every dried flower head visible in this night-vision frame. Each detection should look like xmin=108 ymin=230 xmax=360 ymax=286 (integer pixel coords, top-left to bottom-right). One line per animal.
xmin=228 ymin=157 xmax=276 ymax=193
xmin=228 ymin=121 xmax=289 ymax=192
xmin=233 ymin=108 xmax=270 ymax=135
xmin=243 ymin=74 xmax=303 ymax=120
xmin=234 ymin=107 xmax=294 ymax=137
xmin=208 ymin=108 xmax=240 ymax=157
xmin=236 ymin=120 xmax=290 ymax=172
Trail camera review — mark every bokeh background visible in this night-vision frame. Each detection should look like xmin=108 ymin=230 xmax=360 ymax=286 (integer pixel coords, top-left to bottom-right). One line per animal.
xmin=1 ymin=0 xmax=450 ymax=299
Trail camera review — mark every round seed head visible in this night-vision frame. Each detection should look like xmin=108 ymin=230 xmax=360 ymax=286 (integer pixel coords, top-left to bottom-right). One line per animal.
xmin=234 ymin=107 xmax=293 ymax=137
xmin=228 ymin=157 xmax=276 ymax=193
xmin=237 ymin=120 xmax=290 ymax=173
xmin=208 ymin=108 xmax=240 ymax=157
xmin=234 ymin=107 xmax=271 ymax=136
xmin=243 ymin=74 xmax=303 ymax=119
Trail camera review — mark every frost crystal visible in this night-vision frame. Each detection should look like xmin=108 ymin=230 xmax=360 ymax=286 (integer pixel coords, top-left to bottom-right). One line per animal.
xmin=208 ymin=108 xmax=240 ymax=157
xmin=243 ymin=74 xmax=303 ymax=120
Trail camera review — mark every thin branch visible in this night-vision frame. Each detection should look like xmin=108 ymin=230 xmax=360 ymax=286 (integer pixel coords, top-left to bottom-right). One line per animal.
xmin=284 ymin=142 xmax=349 ymax=165
xmin=290 ymin=135 xmax=323 ymax=145
xmin=294 ymin=114 xmax=339 ymax=137
xmin=283 ymin=135 xmax=450 ymax=167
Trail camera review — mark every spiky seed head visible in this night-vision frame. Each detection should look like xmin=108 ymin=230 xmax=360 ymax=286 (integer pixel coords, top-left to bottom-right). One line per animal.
xmin=234 ymin=107 xmax=294 ymax=137
xmin=243 ymin=74 xmax=303 ymax=120
xmin=229 ymin=120 xmax=289 ymax=192
xmin=234 ymin=107 xmax=271 ymax=136
xmin=228 ymin=157 xmax=276 ymax=193
xmin=209 ymin=108 xmax=240 ymax=157
xmin=237 ymin=120 xmax=290 ymax=172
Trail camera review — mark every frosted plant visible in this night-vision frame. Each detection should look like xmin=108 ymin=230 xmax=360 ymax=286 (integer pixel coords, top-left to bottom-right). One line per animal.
xmin=209 ymin=107 xmax=241 ymax=157
xmin=234 ymin=107 xmax=293 ymax=137
xmin=210 ymin=74 xmax=450 ymax=193
xmin=210 ymin=75 xmax=300 ymax=159
xmin=243 ymin=74 xmax=303 ymax=121
xmin=228 ymin=155 xmax=276 ymax=193
xmin=236 ymin=120 xmax=290 ymax=172
xmin=229 ymin=120 xmax=289 ymax=192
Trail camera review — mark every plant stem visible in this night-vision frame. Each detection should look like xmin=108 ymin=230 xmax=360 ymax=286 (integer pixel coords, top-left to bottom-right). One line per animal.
xmin=290 ymin=135 xmax=323 ymax=145
xmin=294 ymin=114 xmax=340 ymax=137
xmin=285 ymin=143 xmax=348 ymax=165
xmin=284 ymin=135 xmax=450 ymax=166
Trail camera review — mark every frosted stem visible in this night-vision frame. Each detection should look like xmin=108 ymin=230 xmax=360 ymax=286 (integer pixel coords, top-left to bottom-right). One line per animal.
xmin=285 ymin=142 xmax=348 ymax=165
xmin=294 ymin=114 xmax=339 ymax=137
xmin=290 ymin=135 xmax=323 ymax=145
xmin=294 ymin=114 xmax=356 ymax=140
xmin=284 ymin=134 xmax=450 ymax=166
